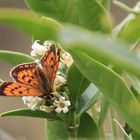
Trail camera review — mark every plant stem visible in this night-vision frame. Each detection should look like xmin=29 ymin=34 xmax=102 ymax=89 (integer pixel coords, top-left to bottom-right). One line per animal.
xmin=109 ymin=107 xmax=120 ymax=140
xmin=113 ymin=0 xmax=140 ymax=15
xmin=101 ymin=0 xmax=110 ymax=11
xmin=68 ymin=109 xmax=79 ymax=140
xmin=112 ymin=1 xmax=140 ymax=38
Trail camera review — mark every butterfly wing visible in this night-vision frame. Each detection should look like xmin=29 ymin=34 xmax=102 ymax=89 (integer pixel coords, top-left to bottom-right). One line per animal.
xmin=41 ymin=45 xmax=60 ymax=89
xmin=0 ymin=62 xmax=47 ymax=96
xmin=0 ymin=82 xmax=43 ymax=96
xmin=11 ymin=63 xmax=45 ymax=89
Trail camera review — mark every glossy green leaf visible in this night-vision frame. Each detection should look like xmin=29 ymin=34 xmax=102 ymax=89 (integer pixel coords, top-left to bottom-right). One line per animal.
xmin=0 ymin=50 xmax=34 ymax=66
xmin=67 ymin=49 xmax=140 ymax=134
xmin=77 ymin=84 xmax=102 ymax=116
xmin=45 ymin=120 xmax=69 ymax=140
xmin=0 ymin=109 xmax=62 ymax=121
xmin=26 ymin=0 xmax=111 ymax=32
xmin=0 ymin=9 xmax=61 ymax=42
xmin=120 ymin=16 xmax=140 ymax=43
xmin=60 ymin=26 xmax=140 ymax=79
xmin=78 ymin=113 xmax=99 ymax=140
xmin=67 ymin=64 xmax=90 ymax=107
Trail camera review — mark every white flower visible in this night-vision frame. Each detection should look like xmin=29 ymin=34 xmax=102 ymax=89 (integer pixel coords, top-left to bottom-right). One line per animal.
xmin=40 ymin=105 xmax=54 ymax=113
xmin=31 ymin=40 xmax=47 ymax=57
xmin=22 ymin=96 xmax=28 ymax=104
xmin=55 ymin=75 xmax=66 ymax=86
xmin=61 ymin=52 xmax=73 ymax=68
xmin=43 ymin=40 xmax=52 ymax=48
xmin=54 ymin=96 xmax=71 ymax=113
xmin=22 ymin=96 xmax=44 ymax=111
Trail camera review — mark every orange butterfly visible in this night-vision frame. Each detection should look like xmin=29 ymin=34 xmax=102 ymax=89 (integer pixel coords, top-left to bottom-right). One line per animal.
xmin=0 ymin=45 xmax=60 ymax=99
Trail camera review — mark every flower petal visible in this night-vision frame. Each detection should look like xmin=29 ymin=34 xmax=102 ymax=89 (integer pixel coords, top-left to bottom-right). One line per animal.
xmin=55 ymin=107 xmax=62 ymax=113
xmin=65 ymin=101 xmax=71 ymax=106
xmin=59 ymin=96 xmax=65 ymax=101
xmin=62 ymin=107 xmax=69 ymax=113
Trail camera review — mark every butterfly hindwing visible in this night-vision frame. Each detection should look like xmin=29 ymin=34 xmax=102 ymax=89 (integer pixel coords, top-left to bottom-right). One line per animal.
xmin=0 ymin=82 xmax=43 ymax=96
xmin=41 ymin=45 xmax=60 ymax=88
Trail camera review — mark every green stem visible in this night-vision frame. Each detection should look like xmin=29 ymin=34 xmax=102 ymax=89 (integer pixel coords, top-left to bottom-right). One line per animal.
xmin=98 ymin=97 xmax=109 ymax=128
xmin=68 ymin=109 xmax=79 ymax=140
xmin=98 ymin=98 xmax=109 ymax=140
xmin=109 ymin=107 xmax=120 ymax=140
xmin=101 ymin=0 xmax=110 ymax=11
xmin=113 ymin=0 xmax=140 ymax=15
xmin=112 ymin=1 xmax=140 ymax=38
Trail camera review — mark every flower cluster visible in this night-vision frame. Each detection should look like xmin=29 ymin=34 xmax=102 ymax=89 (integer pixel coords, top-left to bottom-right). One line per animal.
xmin=22 ymin=40 xmax=72 ymax=114
xmin=31 ymin=40 xmax=52 ymax=57
xmin=31 ymin=40 xmax=73 ymax=67
xmin=22 ymin=94 xmax=71 ymax=113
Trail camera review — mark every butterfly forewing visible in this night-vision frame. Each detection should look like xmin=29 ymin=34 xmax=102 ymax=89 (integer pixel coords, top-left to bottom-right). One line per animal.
xmin=0 ymin=82 xmax=43 ymax=96
xmin=51 ymin=48 xmax=61 ymax=87
xmin=41 ymin=45 xmax=60 ymax=88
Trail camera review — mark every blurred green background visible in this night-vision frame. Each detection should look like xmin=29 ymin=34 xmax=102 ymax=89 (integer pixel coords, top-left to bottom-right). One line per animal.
xmin=0 ymin=0 xmax=138 ymax=140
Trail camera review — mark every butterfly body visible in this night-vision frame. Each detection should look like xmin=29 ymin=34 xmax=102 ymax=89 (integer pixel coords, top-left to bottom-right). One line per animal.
xmin=0 ymin=45 xmax=60 ymax=98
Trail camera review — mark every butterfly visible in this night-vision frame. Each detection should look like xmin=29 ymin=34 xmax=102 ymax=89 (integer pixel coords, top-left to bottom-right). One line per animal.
xmin=0 ymin=45 xmax=60 ymax=98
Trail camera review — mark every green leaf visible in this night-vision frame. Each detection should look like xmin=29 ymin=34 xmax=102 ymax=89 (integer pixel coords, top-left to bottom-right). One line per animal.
xmin=0 ymin=8 xmax=61 ymax=42
xmin=77 ymin=84 xmax=102 ymax=116
xmin=1 ymin=109 xmax=62 ymax=121
xmin=33 ymin=16 xmax=62 ymax=42
xmin=67 ymin=49 xmax=140 ymax=134
xmin=0 ymin=50 xmax=34 ymax=66
xmin=78 ymin=113 xmax=99 ymax=140
xmin=132 ymin=131 xmax=140 ymax=140
xmin=98 ymin=97 xmax=109 ymax=127
xmin=60 ymin=26 xmax=140 ymax=79
xmin=26 ymin=0 xmax=111 ymax=32
xmin=67 ymin=64 xmax=90 ymax=107
xmin=77 ymin=0 xmax=111 ymax=32
xmin=120 ymin=16 xmax=140 ymax=43
xmin=114 ymin=119 xmax=132 ymax=140
xmin=45 ymin=120 xmax=69 ymax=140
